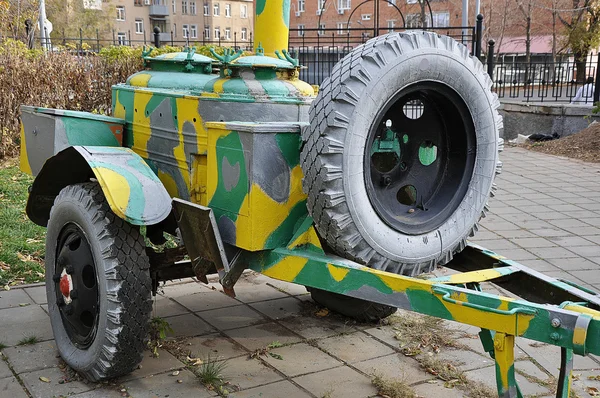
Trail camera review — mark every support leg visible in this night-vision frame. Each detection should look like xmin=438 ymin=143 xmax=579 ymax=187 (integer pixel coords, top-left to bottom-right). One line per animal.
xmin=493 ymin=332 xmax=522 ymax=398
xmin=556 ymin=348 xmax=574 ymax=398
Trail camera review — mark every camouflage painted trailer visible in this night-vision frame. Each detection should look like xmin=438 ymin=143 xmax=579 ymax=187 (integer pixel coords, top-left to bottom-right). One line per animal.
xmin=16 ymin=0 xmax=600 ymax=396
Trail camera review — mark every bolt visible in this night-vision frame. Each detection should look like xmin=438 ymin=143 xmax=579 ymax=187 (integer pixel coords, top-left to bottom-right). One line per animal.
xmin=70 ymin=290 xmax=78 ymax=300
xmin=65 ymin=264 xmax=74 ymax=274
xmin=550 ymin=332 xmax=561 ymax=341
xmin=399 ymin=162 xmax=407 ymax=171
xmin=551 ymin=318 xmax=561 ymax=328
xmin=408 ymin=208 xmax=415 ymax=214
xmin=64 ymin=304 xmax=74 ymax=315
xmin=381 ymin=175 xmax=392 ymax=186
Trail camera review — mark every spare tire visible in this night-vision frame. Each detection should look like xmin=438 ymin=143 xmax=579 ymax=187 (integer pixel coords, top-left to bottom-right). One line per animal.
xmin=301 ymin=31 xmax=502 ymax=276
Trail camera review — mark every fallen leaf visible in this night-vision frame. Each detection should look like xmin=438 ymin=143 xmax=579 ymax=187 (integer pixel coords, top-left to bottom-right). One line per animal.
xmin=19 ymin=303 xmax=30 ymax=307
xmin=588 ymin=375 xmax=600 ymax=381
xmin=185 ymin=356 xmax=203 ymax=366
xmin=269 ymin=352 xmax=283 ymax=360
xmin=315 ymin=308 xmax=329 ymax=317
xmin=39 ymin=376 xmax=50 ymax=383
xmin=172 ymin=370 xmax=180 ymax=376
xmin=587 ymin=386 xmax=600 ymax=396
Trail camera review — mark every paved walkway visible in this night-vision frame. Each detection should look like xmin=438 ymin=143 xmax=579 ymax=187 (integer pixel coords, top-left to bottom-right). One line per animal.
xmin=1 ymin=147 xmax=600 ymax=398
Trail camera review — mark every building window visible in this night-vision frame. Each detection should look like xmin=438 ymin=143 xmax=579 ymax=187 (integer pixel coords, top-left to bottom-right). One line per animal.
xmin=297 ymin=0 xmax=304 ymax=12
xmin=182 ymin=1 xmax=188 ymax=13
xmin=241 ymin=27 xmax=247 ymax=40
xmin=225 ymin=3 xmax=230 ymax=16
xmin=204 ymin=26 xmax=210 ymax=39
xmin=317 ymin=0 xmax=325 ymax=12
xmin=318 ymin=22 xmax=325 ymax=35
xmin=116 ymin=6 xmax=125 ymax=21
xmin=135 ymin=19 xmax=144 ymax=34
xmin=190 ymin=24 xmax=197 ymax=38
xmin=338 ymin=0 xmax=350 ymax=10
xmin=298 ymin=24 xmax=304 ymax=36
xmin=172 ymin=0 xmax=176 ymax=13
xmin=173 ymin=23 xmax=177 ymax=37
xmin=361 ymin=13 xmax=371 ymax=20
xmin=406 ymin=0 xmax=417 ymax=4
xmin=117 ymin=32 xmax=127 ymax=45
xmin=387 ymin=20 xmax=395 ymax=32
xmin=406 ymin=13 xmax=429 ymax=27
xmin=134 ymin=0 xmax=142 ymax=5
xmin=337 ymin=22 xmax=346 ymax=34
xmin=182 ymin=24 xmax=189 ymax=37
xmin=388 ymin=0 xmax=395 ymax=5
xmin=213 ymin=3 xmax=219 ymax=15
xmin=190 ymin=1 xmax=196 ymax=14
xmin=214 ymin=26 xmax=220 ymax=39
xmin=240 ymin=4 xmax=247 ymax=17
xmin=225 ymin=27 xmax=231 ymax=39
xmin=204 ymin=2 xmax=209 ymax=14
xmin=432 ymin=11 xmax=449 ymax=27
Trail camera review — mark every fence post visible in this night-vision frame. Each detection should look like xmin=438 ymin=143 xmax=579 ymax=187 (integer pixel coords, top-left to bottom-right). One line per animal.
xmin=475 ymin=14 xmax=483 ymax=59
xmin=154 ymin=27 xmax=161 ymax=48
xmin=128 ymin=30 xmax=131 ymax=46
xmin=96 ymin=28 xmax=100 ymax=52
xmin=79 ymin=28 xmax=83 ymax=54
xmin=171 ymin=31 xmax=174 ymax=46
xmin=112 ymin=29 xmax=115 ymax=45
xmin=594 ymin=53 xmax=600 ymax=103
xmin=24 ymin=19 xmax=33 ymax=49
xmin=487 ymin=39 xmax=495 ymax=81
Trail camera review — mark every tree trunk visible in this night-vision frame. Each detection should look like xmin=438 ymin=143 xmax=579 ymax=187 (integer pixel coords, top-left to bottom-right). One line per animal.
xmin=575 ymin=49 xmax=587 ymax=82
xmin=420 ymin=0 xmax=427 ymax=27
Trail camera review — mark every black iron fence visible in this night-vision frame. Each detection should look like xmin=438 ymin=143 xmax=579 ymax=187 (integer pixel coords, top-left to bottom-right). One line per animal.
xmin=484 ymin=40 xmax=600 ymax=104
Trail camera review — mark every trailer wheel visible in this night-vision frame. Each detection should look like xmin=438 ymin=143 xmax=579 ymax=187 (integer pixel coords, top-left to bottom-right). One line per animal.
xmin=45 ymin=182 xmax=152 ymax=381
xmin=301 ymin=31 xmax=502 ymax=276
xmin=309 ymin=288 xmax=396 ymax=323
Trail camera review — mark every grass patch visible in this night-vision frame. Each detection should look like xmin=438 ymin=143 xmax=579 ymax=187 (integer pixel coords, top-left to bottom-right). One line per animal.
xmin=0 ymin=158 xmax=45 ymax=287
xmin=0 ymin=342 xmax=6 ymax=350
xmin=371 ymin=374 xmax=416 ymax=398
xmin=385 ymin=312 xmax=456 ymax=355
xmin=17 ymin=334 xmax=39 ymax=346
xmin=194 ymin=356 xmax=228 ymax=390
xmin=147 ymin=317 xmax=174 ymax=357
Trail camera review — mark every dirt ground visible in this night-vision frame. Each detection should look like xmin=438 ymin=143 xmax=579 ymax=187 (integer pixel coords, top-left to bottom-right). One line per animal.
xmin=523 ymin=122 xmax=600 ymax=163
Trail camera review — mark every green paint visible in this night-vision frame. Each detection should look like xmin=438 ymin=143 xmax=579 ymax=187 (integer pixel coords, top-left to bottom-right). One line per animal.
xmin=128 ymin=71 xmax=215 ymax=90
xmin=275 ymin=133 xmax=301 ymax=168
xmin=265 ymin=200 xmax=307 ymax=248
xmin=255 ymin=0 xmax=266 ymax=16
xmin=282 ymin=0 xmax=290 ymax=28
xmin=208 ymin=132 xmax=249 ymax=221
xmin=114 ymin=90 xmax=135 ymax=147
xmin=495 ymin=363 xmax=522 ymax=398
xmin=418 ymin=142 xmax=437 ymax=166
xmin=402 ymin=134 xmax=409 ymax=144
xmin=222 ymin=79 xmax=250 ymax=96
xmin=62 ymin=118 xmax=121 ymax=147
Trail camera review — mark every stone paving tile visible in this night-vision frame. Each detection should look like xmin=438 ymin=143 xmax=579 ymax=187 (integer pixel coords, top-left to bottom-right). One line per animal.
xmin=264 ymin=278 xmax=311 ymax=296
xmin=515 ymin=359 xmax=552 ymax=381
xmin=21 ymin=367 xmax=94 ymax=397
xmin=262 ymin=342 xmax=342 ymax=377
xmin=434 ymin=348 xmax=494 ymax=372
xmin=509 ymin=237 xmax=557 ymax=249
xmin=69 ymin=387 xmax=123 ymax=397
xmin=230 ymin=283 xmax=290 ymax=303
xmin=566 ymin=245 xmax=600 ymax=257
xmin=225 ymin=322 xmax=302 ymax=352
xmin=163 ymin=313 xmax=216 ymax=338
xmin=0 ymin=358 xmax=12 ymax=379
xmin=123 ymin=368 xmax=216 ymax=397
xmin=172 ymin=290 xmax=240 ymax=312
xmin=159 ymin=281 xmax=209 ymax=297
xmin=527 ymin=246 xmax=578 ymax=259
xmin=280 ymin=315 xmax=359 ymax=339
xmin=569 ymin=269 xmax=600 ymax=284
xmin=0 ymin=376 xmax=29 ymax=398
xmin=0 ymin=305 xmax=53 ymax=346
xmin=0 ymin=289 xmax=33 ymax=310
xmin=353 ymin=353 xmax=433 ymax=384
xmin=185 ymin=333 xmax=248 ymax=360
xmin=491 ymin=248 xmax=538 ymax=261
xmin=413 ymin=381 xmax=465 ymax=397
xmin=24 ymin=286 xmax=47 ymax=305
xmin=222 ymin=356 xmax=283 ymax=390
xmin=229 ymin=380 xmax=312 ymax=397
xmin=152 ymin=295 xmax=191 ymax=318
xmin=465 ymin=363 xmax=550 ymax=396
xmin=494 ymin=229 xmax=539 ymax=239
xmin=546 ymin=256 xmax=600 ymax=271
xmin=3 ymin=340 xmax=58 ymax=374
xmin=528 ymin=227 xmax=571 ymax=238
xmin=119 ymin=348 xmax=185 ymax=382
xmin=316 ymin=332 xmax=395 ymax=363
xmin=293 ymin=365 xmax=377 ymax=398
xmin=548 ymin=235 xmax=598 ymax=247
xmin=198 ymin=305 xmax=268 ymax=331
xmin=514 ymin=259 xmax=559 ymax=272
xmin=249 ymin=297 xmax=304 ymax=320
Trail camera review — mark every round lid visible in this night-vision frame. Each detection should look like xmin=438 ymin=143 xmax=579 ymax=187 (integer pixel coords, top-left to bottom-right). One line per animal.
xmin=231 ymin=55 xmax=294 ymax=69
xmin=150 ymin=52 xmax=215 ymax=64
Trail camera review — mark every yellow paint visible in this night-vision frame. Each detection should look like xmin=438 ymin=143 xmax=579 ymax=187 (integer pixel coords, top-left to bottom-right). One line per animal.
xmin=494 ymin=332 xmax=515 ymax=393
xmin=163 ymin=53 xmax=179 ymax=59
xmin=129 ymin=73 xmax=152 ymax=87
xmin=573 ymin=326 xmax=587 ymax=348
xmin=206 ymin=125 xmax=238 ymax=205
xmin=200 ymin=92 xmax=220 ymax=99
xmin=563 ymin=304 xmax=600 ymax=320
xmin=286 ymin=79 xmax=316 ymax=97
xmin=19 ymin=123 xmax=32 ymax=175
xmin=191 ymin=154 xmax=208 ymax=205
xmin=131 ymin=90 xmax=153 ymax=158
xmin=261 ymin=255 xmax=308 ymax=282
xmin=213 ymin=79 xmax=228 ymax=94
xmin=235 ymin=165 xmax=306 ymax=250
xmin=158 ymin=170 xmax=179 ymax=198
xmin=288 ymin=225 xmax=322 ymax=249
xmin=113 ymin=91 xmax=126 ymax=119
xmin=327 ymin=264 xmax=349 ymax=282
xmin=92 ymin=167 xmax=131 ymax=220
xmin=439 ymin=269 xmax=506 ymax=284
xmin=254 ymin=0 xmax=289 ymax=57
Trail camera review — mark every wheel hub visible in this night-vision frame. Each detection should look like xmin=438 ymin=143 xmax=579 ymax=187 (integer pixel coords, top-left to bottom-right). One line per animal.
xmin=53 ymin=224 xmax=100 ymax=349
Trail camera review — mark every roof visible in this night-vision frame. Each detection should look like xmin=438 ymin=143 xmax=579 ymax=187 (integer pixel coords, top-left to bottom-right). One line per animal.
xmin=497 ymin=35 xmax=556 ymax=54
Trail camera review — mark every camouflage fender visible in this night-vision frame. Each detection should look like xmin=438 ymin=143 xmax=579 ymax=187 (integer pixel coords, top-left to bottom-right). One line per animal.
xmin=26 ymin=146 xmax=172 ymax=227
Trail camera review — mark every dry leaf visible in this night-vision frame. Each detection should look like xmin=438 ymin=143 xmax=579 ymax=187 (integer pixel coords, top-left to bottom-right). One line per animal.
xmin=315 ymin=308 xmax=329 ymax=317
xmin=185 ymin=356 xmax=203 ymax=366
xmin=587 ymin=386 xmax=600 ymax=396
xmin=39 ymin=376 xmax=50 ymax=383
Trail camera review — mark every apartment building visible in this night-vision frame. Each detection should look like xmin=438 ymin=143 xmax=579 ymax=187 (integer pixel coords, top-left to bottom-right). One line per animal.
xmin=111 ymin=0 xmax=253 ymax=45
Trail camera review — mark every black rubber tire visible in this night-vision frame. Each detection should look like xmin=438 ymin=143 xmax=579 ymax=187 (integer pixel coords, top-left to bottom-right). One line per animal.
xmin=45 ymin=182 xmax=152 ymax=381
xmin=300 ymin=31 xmax=503 ymax=276
xmin=310 ymin=288 xmax=397 ymax=323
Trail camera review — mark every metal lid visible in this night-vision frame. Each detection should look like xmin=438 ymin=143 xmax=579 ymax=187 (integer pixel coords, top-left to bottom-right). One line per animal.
xmin=149 ymin=52 xmax=215 ymax=64
xmin=143 ymin=48 xmax=217 ymax=73
xmin=231 ymin=55 xmax=295 ymax=69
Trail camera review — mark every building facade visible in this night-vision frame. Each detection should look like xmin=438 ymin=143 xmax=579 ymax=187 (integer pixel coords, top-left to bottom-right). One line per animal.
xmin=110 ymin=0 xmax=253 ymax=46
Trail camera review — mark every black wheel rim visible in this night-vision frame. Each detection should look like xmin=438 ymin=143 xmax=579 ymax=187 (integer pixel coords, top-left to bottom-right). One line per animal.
xmin=364 ymin=81 xmax=476 ymax=236
xmin=54 ymin=223 xmax=100 ymax=349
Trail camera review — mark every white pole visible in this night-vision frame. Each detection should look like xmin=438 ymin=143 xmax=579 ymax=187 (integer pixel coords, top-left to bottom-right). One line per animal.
xmin=39 ymin=0 xmax=47 ymax=50
xmin=475 ymin=0 xmax=480 ymax=16
xmin=462 ymin=0 xmax=469 ymax=38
